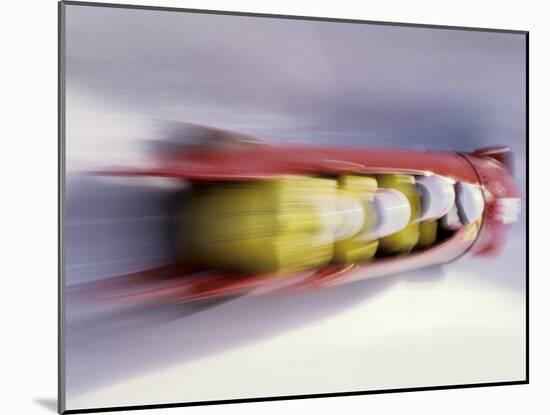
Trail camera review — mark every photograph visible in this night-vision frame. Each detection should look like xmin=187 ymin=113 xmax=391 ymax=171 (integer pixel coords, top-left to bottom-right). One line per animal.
xmin=59 ymin=1 xmax=527 ymax=413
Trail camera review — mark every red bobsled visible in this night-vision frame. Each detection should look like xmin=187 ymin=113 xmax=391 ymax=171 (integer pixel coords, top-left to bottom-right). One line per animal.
xmin=74 ymin=126 xmax=522 ymax=306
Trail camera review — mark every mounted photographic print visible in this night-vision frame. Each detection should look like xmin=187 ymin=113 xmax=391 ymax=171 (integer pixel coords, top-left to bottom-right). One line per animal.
xmin=59 ymin=1 xmax=528 ymax=413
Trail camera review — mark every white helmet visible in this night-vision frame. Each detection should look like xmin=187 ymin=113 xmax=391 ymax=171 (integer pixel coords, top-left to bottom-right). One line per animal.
xmin=370 ymin=189 xmax=411 ymax=239
xmin=456 ymin=182 xmax=485 ymax=224
xmin=415 ymin=175 xmax=456 ymax=221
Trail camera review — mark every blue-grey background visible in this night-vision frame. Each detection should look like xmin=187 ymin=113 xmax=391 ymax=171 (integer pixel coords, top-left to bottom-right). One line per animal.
xmin=64 ymin=4 xmax=526 ymax=410
xmin=65 ymin=5 xmax=526 ymax=187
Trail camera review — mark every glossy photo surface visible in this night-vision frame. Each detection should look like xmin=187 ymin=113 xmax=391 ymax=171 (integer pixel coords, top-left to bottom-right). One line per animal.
xmin=59 ymin=2 xmax=527 ymax=413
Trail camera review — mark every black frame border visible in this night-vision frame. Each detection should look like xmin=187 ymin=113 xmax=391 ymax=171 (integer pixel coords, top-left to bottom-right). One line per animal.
xmin=58 ymin=1 xmax=529 ymax=414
